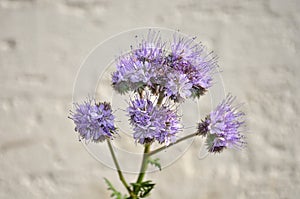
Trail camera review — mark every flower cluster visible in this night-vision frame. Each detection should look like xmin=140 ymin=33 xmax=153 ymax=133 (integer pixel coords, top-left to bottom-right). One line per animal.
xmin=112 ymin=30 xmax=217 ymax=102
xmin=70 ymin=30 xmax=246 ymax=152
xmin=127 ymin=95 xmax=181 ymax=145
xmin=69 ymin=30 xmax=248 ymax=199
xmin=69 ymin=99 xmax=116 ymax=142
xmin=197 ymin=95 xmax=245 ymax=153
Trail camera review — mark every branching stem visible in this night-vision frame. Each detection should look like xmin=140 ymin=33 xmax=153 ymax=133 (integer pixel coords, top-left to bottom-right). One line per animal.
xmin=148 ymin=131 xmax=199 ymax=156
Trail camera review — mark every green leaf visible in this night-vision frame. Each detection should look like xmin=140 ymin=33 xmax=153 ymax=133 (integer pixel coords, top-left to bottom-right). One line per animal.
xmin=147 ymin=158 xmax=162 ymax=171
xmin=104 ymin=178 xmax=128 ymax=199
xmin=131 ymin=180 xmax=155 ymax=198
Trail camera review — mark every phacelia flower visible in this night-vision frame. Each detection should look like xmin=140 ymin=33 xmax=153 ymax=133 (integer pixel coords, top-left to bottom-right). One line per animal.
xmin=112 ymin=30 xmax=217 ymax=102
xmin=69 ymin=99 xmax=116 ymax=142
xmin=132 ymin=30 xmax=165 ymax=64
xmin=168 ymin=35 xmax=217 ymax=97
xmin=165 ymin=72 xmax=193 ymax=102
xmin=112 ymin=57 xmax=153 ymax=94
xmin=127 ymin=95 xmax=181 ymax=145
xmin=197 ymin=95 xmax=245 ymax=153
xmin=112 ymin=31 xmax=164 ymax=94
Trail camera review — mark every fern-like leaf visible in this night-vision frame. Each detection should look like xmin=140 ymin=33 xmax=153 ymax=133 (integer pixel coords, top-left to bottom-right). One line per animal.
xmin=147 ymin=158 xmax=162 ymax=171
xmin=131 ymin=180 xmax=155 ymax=198
xmin=104 ymin=178 xmax=127 ymax=199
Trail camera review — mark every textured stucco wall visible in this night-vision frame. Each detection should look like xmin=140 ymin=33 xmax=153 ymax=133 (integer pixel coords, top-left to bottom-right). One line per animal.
xmin=1 ymin=0 xmax=299 ymax=198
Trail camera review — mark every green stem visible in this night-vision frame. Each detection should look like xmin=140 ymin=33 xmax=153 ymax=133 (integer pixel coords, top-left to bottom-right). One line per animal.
xmin=107 ymin=139 xmax=133 ymax=197
xmin=136 ymin=143 xmax=151 ymax=184
xmin=148 ymin=131 xmax=199 ymax=156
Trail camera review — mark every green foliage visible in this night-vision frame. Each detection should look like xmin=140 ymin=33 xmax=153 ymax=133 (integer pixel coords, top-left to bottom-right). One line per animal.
xmin=131 ymin=180 xmax=155 ymax=198
xmin=147 ymin=158 xmax=161 ymax=171
xmin=104 ymin=178 xmax=128 ymax=199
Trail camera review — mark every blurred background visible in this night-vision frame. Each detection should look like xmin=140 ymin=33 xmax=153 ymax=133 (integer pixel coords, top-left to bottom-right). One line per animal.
xmin=0 ymin=0 xmax=299 ymax=198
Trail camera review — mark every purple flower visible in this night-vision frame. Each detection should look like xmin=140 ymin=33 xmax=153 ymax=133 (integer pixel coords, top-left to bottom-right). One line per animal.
xmin=112 ymin=30 xmax=164 ymax=94
xmin=69 ymin=99 xmax=116 ymax=142
xmin=168 ymin=35 xmax=217 ymax=97
xmin=112 ymin=30 xmax=217 ymax=102
xmin=132 ymin=30 xmax=165 ymax=64
xmin=127 ymin=95 xmax=181 ymax=145
xmin=112 ymin=57 xmax=153 ymax=94
xmin=197 ymin=95 xmax=245 ymax=153
xmin=165 ymin=71 xmax=193 ymax=102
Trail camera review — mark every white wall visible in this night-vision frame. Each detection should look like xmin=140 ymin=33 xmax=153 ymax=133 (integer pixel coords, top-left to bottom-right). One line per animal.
xmin=0 ymin=0 xmax=299 ymax=198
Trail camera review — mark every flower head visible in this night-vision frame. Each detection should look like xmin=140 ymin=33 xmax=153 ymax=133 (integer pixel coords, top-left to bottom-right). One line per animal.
xmin=112 ymin=57 xmax=153 ymax=94
xmin=69 ymin=99 xmax=116 ymax=142
xmin=165 ymin=71 xmax=193 ymax=102
xmin=127 ymin=95 xmax=181 ymax=145
xmin=112 ymin=30 xmax=164 ymax=94
xmin=168 ymin=35 xmax=217 ymax=97
xmin=198 ymin=95 xmax=245 ymax=153
xmin=112 ymin=30 xmax=217 ymax=102
xmin=132 ymin=30 xmax=165 ymax=64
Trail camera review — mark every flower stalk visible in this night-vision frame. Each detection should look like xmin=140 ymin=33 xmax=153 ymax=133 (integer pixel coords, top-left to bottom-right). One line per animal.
xmin=106 ymin=139 xmax=134 ymax=197
xmin=148 ymin=131 xmax=199 ymax=156
xmin=136 ymin=143 xmax=151 ymax=184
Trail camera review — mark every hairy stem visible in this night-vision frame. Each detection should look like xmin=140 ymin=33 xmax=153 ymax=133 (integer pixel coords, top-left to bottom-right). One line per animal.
xmin=107 ymin=139 xmax=134 ymax=197
xmin=136 ymin=143 xmax=151 ymax=184
xmin=148 ymin=131 xmax=199 ymax=156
